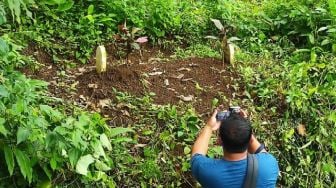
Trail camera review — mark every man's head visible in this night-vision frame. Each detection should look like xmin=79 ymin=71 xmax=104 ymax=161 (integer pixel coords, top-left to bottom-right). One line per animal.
xmin=218 ymin=114 xmax=252 ymax=153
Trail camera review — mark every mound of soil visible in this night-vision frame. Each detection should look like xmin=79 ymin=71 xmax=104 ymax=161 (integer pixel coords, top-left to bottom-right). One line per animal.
xmin=22 ymin=43 xmax=241 ymax=122
xmin=76 ymin=57 xmax=237 ymax=115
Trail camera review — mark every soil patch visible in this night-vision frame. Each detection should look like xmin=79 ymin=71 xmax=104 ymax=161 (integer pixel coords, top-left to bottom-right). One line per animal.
xmin=22 ymin=43 xmax=241 ymax=121
xmin=21 ymin=42 xmax=56 ymax=78
xmin=76 ymin=57 xmax=237 ymax=115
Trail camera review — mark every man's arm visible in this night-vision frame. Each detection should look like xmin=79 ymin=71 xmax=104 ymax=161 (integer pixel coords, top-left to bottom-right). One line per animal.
xmin=248 ymin=134 xmax=267 ymax=153
xmin=191 ymin=110 xmax=221 ymax=156
xmin=239 ymin=109 xmax=266 ymax=154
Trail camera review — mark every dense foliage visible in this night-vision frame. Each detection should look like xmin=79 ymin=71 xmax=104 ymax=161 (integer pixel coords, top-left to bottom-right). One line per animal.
xmin=0 ymin=0 xmax=335 ymax=187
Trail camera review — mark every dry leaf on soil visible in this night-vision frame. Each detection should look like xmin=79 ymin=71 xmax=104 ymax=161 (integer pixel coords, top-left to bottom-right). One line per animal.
xmin=99 ymin=99 xmax=112 ymax=108
xmin=178 ymin=95 xmax=194 ymax=102
xmin=297 ymin=124 xmax=307 ymax=136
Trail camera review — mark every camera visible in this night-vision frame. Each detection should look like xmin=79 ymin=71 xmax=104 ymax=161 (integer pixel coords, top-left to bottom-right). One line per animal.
xmin=216 ymin=106 xmax=241 ymax=121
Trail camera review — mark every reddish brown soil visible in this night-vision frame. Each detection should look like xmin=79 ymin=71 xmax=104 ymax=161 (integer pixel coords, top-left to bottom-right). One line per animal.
xmin=76 ymin=58 xmax=236 ymax=114
xmin=22 ymin=43 xmax=240 ymax=122
xmin=21 ymin=42 xmax=57 ymax=79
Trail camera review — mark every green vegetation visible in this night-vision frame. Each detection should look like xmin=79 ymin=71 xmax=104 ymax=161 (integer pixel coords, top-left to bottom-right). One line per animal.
xmin=0 ymin=0 xmax=335 ymax=187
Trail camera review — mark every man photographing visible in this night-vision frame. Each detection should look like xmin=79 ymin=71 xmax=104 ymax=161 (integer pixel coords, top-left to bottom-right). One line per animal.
xmin=191 ymin=107 xmax=279 ymax=188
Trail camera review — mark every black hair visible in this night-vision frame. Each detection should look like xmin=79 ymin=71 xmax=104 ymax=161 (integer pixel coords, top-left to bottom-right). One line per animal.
xmin=219 ymin=113 xmax=252 ymax=153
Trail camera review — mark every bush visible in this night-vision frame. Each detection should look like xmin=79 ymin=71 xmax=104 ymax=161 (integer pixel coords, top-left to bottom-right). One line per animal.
xmin=0 ymin=37 xmax=133 ymax=187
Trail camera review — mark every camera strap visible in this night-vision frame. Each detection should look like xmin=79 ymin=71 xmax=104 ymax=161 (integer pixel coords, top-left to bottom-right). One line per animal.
xmin=243 ymin=154 xmax=258 ymax=188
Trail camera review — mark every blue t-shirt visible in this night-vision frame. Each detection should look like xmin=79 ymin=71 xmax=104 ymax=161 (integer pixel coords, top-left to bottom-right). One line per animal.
xmin=191 ymin=153 xmax=279 ymax=188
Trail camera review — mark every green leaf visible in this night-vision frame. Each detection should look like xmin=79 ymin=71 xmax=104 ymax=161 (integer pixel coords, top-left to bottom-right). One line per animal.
xmin=45 ymin=132 xmax=57 ymax=149
xmin=211 ymin=98 xmax=219 ymax=108
xmin=4 ymin=145 xmax=15 ymax=175
xmin=184 ymin=147 xmax=191 ymax=155
xmin=17 ymin=127 xmax=30 ymax=145
xmin=40 ymin=105 xmax=63 ymax=122
xmin=95 ymin=160 xmax=111 ymax=171
xmin=317 ymin=26 xmax=328 ymax=32
xmin=76 ymin=154 xmax=95 ymax=176
xmin=0 ymin=38 xmax=10 ymax=55
xmin=50 ymin=157 xmax=57 ymax=170
xmin=0 ymin=86 xmax=9 ymax=97
xmin=93 ymin=140 xmax=106 ymax=158
xmin=57 ymin=0 xmax=74 ymax=11
xmin=331 ymin=141 xmax=336 ymax=153
xmin=100 ymin=133 xmax=112 ymax=151
xmin=7 ymin=0 xmax=21 ymax=23
xmin=321 ymin=39 xmax=330 ymax=46
xmin=87 ymin=4 xmax=94 ymax=15
xmin=14 ymin=149 xmax=33 ymax=183
xmin=110 ymin=127 xmax=133 ymax=137
xmin=68 ymin=149 xmax=81 ymax=168
xmin=0 ymin=118 xmax=9 ymax=137
xmin=41 ymin=164 xmax=52 ymax=180
xmin=308 ymin=34 xmax=315 ymax=44
xmin=327 ymin=28 xmax=336 ymax=33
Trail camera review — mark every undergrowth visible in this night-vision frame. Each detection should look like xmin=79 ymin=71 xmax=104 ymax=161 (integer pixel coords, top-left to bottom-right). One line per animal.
xmin=0 ymin=0 xmax=335 ymax=187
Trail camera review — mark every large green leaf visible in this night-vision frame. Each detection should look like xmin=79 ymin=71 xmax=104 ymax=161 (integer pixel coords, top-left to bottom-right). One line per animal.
xmin=3 ymin=145 xmax=15 ymax=175
xmin=17 ymin=127 xmax=30 ymax=145
xmin=110 ymin=127 xmax=133 ymax=137
xmin=76 ymin=154 xmax=94 ymax=176
xmin=100 ymin=133 xmax=112 ymax=151
xmin=14 ymin=149 xmax=33 ymax=183
xmin=7 ymin=0 xmax=21 ymax=23
xmin=68 ymin=148 xmax=81 ymax=168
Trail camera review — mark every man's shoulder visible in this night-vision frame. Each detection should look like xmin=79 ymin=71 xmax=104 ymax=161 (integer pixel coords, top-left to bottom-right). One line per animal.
xmin=255 ymin=152 xmax=278 ymax=162
xmin=191 ymin=154 xmax=216 ymax=165
xmin=255 ymin=152 xmax=279 ymax=175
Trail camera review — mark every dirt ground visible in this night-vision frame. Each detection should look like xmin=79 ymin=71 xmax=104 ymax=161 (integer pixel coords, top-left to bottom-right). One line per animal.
xmin=22 ymin=43 xmax=240 ymax=122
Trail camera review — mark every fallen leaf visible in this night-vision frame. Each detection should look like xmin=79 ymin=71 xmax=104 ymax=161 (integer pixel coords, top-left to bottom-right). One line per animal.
xmin=164 ymin=79 xmax=169 ymax=86
xmin=181 ymin=78 xmax=193 ymax=82
xmin=134 ymin=144 xmax=147 ymax=148
xmin=71 ymin=81 xmax=79 ymax=89
xmin=189 ymin=63 xmax=199 ymax=67
xmin=99 ymin=99 xmax=112 ymax=108
xmin=116 ymin=103 xmax=127 ymax=108
xmin=79 ymin=95 xmax=86 ymax=101
xmin=297 ymin=124 xmax=307 ymax=136
xmin=178 ymin=95 xmax=194 ymax=102
xmin=177 ymin=67 xmax=191 ymax=72
xmin=148 ymin=71 xmax=163 ymax=76
xmin=78 ymin=68 xmax=86 ymax=73
xmin=135 ymin=36 xmax=148 ymax=43
xmin=121 ymin=110 xmax=130 ymax=117
xmin=88 ymin=83 xmax=98 ymax=88
xmin=167 ymin=88 xmax=176 ymax=92
xmin=173 ymin=74 xmax=184 ymax=79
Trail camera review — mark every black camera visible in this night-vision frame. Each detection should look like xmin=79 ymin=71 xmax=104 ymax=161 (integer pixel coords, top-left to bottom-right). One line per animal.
xmin=216 ymin=106 xmax=241 ymax=121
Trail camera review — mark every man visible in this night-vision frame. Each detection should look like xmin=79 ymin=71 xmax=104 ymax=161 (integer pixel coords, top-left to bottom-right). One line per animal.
xmin=191 ymin=108 xmax=279 ymax=188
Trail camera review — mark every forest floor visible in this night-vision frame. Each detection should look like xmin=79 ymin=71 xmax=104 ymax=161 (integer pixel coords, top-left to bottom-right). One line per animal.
xmin=22 ymin=43 xmax=243 ymax=125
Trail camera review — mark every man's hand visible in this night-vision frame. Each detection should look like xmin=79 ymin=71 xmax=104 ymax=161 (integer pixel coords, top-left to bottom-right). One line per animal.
xmin=192 ymin=108 xmax=221 ymax=156
xmin=206 ymin=109 xmax=222 ymax=131
xmin=239 ymin=109 xmax=248 ymax=118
